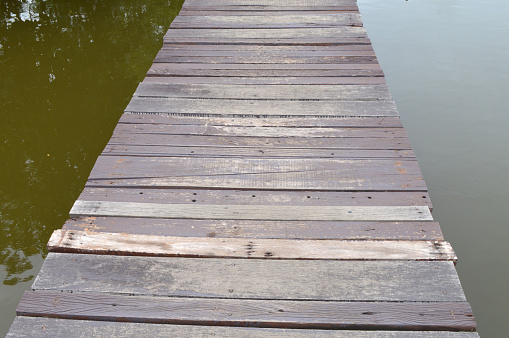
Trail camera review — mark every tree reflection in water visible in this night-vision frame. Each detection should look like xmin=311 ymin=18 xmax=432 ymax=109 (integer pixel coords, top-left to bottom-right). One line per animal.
xmin=0 ymin=0 xmax=183 ymax=287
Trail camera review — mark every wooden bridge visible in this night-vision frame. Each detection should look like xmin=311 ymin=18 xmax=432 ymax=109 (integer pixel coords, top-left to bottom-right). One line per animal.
xmin=8 ymin=0 xmax=478 ymax=336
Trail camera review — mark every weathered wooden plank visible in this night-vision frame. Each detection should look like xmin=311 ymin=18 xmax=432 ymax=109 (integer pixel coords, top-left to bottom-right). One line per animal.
xmin=155 ymin=50 xmax=377 ymax=57
xmin=182 ymin=0 xmax=358 ymax=7
xmin=33 ymin=253 xmax=463 ymax=302
xmin=170 ymin=14 xmax=363 ymax=28
xmin=103 ymin=145 xmax=414 ymax=159
xmin=180 ymin=6 xmax=360 ymax=13
xmin=153 ymin=56 xmax=377 ymax=64
xmin=64 ymin=217 xmax=442 ymax=241
xmin=7 ymin=317 xmax=481 ymax=338
xmin=134 ymin=83 xmax=392 ymax=101
xmin=16 ymin=292 xmax=475 ymax=331
xmin=77 ymin=188 xmax=431 ymax=209
xmin=110 ymin=133 xmax=412 ymax=149
xmin=163 ymin=37 xmax=371 ymax=46
xmin=163 ymin=28 xmax=368 ymax=40
xmin=118 ymin=114 xmax=403 ymax=128
xmin=125 ymin=98 xmax=398 ymax=117
xmin=149 ymin=62 xmax=381 ymax=69
xmin=48 ymin=230 xmax=455 ymax=261
xmin=160 ymin=44 xmax=375 ymax=51
xmin=141 ymin=76 xmax=386 ymax=85
xmin=147 ymin=68 xmax=384 ymax=77
xmin=86 ymin=157 xmax=427 ymax=191
xmin=70 ymin=201 xmax=432 ymax=221
xmin=111 ymin=124 xmax=408 ymax=138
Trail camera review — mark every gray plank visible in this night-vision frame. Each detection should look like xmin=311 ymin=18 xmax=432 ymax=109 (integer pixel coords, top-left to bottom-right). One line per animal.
xmin=133 ymin=83 xmax=392 ymax=100
xmin=86 ymin=157 xmax=427 ymax=191
xmin=159 ymin=44 xmax=375 ymax=51
xmin=125 ymin=98 xmax=398 ymax=117
xmin=7 ymin=317 xmax=480 ymax=337
xmin=33 ymin=253 xmax=465 ymax=302
xmin=152 ymin=56 xmax=377 ymax=64
xmin=147 ymin=68 xmax=384 ymax=77
xmin=48 ymin=229 xmax=455 ymax=261
xmin=64 ymin=217 xmax=443 ymax=241
xmin=70 ymin=201 xmax=433 ymax=221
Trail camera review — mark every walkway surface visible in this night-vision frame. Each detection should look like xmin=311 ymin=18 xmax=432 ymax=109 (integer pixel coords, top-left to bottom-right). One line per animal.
xmin=8 ymin=0 xmax=478 ymax=336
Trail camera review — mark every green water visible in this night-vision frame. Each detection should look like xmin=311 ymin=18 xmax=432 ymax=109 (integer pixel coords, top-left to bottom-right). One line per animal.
xmin=1 ymin=0 xmax=507 ymax=336
xmin=0 ymin=0 xmax=184 ymax=335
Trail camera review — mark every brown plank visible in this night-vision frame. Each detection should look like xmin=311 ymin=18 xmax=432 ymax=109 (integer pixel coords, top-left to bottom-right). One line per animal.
xmin=181 ymin=0 xmax=358 ymax=7
xmin=103 ymin=145 xmax=414 ymax=159
xmin=154 ymin=50 xmax=376 ymax=56
xmin=7 ymin=317 xmax=481 ymax=338
xmin=48 ymin=230 xmax=455 ymax=261
xmin=16 ymin=292 xmax=475 ymax=331
xmin=160 ymin=44 xmax=375 ymax=51
xmin=125 ymin=98 xmax=398 ymax=117
xmin=163 ymin=37 xmax=371 ymax=46
xmin=147 ymin=68 xmax=384 ymax=77
xmin=117 ymin=114 xmax=403 ymax=128
xmin=149 ymin=62 xmax=382 ymax=69
xmin=86 ymin=156 xmax=427 ymax=191
xmin=64 ymin=217 xmax=442 ymax=241
xmin=152 ymin=56 xmax=377 ymax=65
xmin=141 ymin=76 xmax=386 ymax=85
xmin=180 ymin=6 xmax=360 ymax=12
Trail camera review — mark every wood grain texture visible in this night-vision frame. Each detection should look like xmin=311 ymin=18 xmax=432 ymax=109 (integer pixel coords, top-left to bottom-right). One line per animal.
xmin=64 ymin=217 xmax=442 ymax=241
xmin=159 ymin=44 xmax=375 ymax=51
xmin=141 ymin=76 xmax=386 ymax=85
xmin=86 ymin=156 xmax=427 ymax=191
xmin=70 ymin=201 xmax=432 ymax=221
xmin=7 ymin=317 xmax=480 ymax=337
xmin=133 ymin=83 xmax=392 ymax=101
xmin=33 ymin=253 xmax=464 ymax=302
xmin=48 ymin=230 xmax=455 ymax=261
xmin=147 ymin=68 xmax=384 ymax=77
xmin=170 ymin=14 xmax=363 ymax=28
xmin=181 ymin=0 xmax=358 ymax=7
xmin=117 ymin=114 xmax=403 ymax=127
xmin=163 ymin=37 xmax=371 ymax=46
xmin=125 ymin=98 xmax=398 ymax=117
xmin=16 ymin=291 xmax=475 ymax=331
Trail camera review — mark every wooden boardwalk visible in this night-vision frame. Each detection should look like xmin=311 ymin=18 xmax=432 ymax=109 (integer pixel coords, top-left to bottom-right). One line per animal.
xmin=8 ymin=0 xmax=477 ymax=336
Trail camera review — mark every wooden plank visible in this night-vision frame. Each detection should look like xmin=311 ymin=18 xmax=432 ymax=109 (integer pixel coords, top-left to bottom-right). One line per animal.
xmin=180 ymin=6 xmax=360 ymax=13
xmin=7 ymin=317 xmax=481 ymax=338
xmin=154 ymin=50 xmax=377 ymax=57
xmin=64 ymin=217 xmax=442 ymax=241
xmin=118 ymin=114 xmax=404 ymax=128
xmin=141 ymin=77 xmax=386 ymax=85
xmin=16 ymin=292 xmax=475 ymax=331
xmin=111 ymin=124 xmax=408 ymax=138
xmin=147 ymin=68 xmax=384 ymax=77
xmin=70 ymin=201 xmax=432 ymax=221
xmin=103 ymin=145 xmax=414 ymax=159
xmin=149 ymin=62 xmax=381 ymax=69
xmin=133 ymin=83 xmax=392 ymax=101
xmin=77 ymin=188 xmax=431 ymax=209
xmin=86 ymin=157 xmax=427 ymax=191
xmin=170 ymin=14 xmax=363 ymax=28
xmin=163 ymin=28 xmax=368 ymax=40
xmin=125 ymin=98 xmax=398 ymax=117
xmin=109 ymin=133 xmax=413 ymax=150
xmin=153 ymin=56 xmax=378 ymax=64
xmin=33 ymin=253 xmax=464 ymax=302
xmin=181 ymin=0 xmax=358 ymax=7
xmin=159 ymin=44 xmax=375 ymax=51
xmin=163 ymin=37 xmax=371 ymax=46
xmin=48 ymin=230 xmax=455 ymax=261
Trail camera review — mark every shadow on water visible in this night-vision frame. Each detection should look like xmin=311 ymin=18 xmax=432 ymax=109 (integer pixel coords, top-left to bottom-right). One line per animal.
xmin=0 ymin=0 xmax=184 ymax=334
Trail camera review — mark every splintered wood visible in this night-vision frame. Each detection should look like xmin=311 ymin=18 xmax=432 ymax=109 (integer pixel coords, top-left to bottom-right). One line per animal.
xmin=9 ymin=0 xmax=477 ymax=336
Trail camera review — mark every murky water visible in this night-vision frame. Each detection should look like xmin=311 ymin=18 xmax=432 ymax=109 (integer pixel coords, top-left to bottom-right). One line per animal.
xmin=1 ymin=0 xmax=506 ymax=335
xmin=0 ymin=0 xmax=183 ymax=335
xmin=358 ymin=0 xmax=509 ymax=336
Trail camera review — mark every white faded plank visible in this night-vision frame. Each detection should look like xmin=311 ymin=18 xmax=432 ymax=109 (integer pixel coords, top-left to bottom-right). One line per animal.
xmin=48 ymin=230 xmax=456 ymax=261
xmin=70 ymin=201 xmax=433 ymax=221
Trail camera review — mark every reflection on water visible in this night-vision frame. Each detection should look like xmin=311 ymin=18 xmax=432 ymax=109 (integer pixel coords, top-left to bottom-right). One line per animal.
xmin=0 ymin=0 xmax=183 ymax=334
xmin=358 ymin=0 xmax=509 ymax=336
